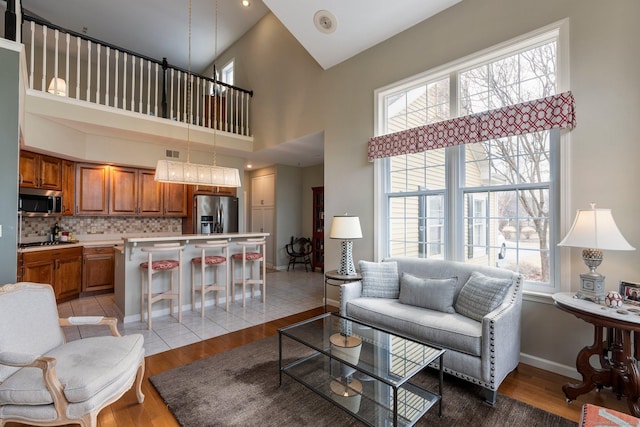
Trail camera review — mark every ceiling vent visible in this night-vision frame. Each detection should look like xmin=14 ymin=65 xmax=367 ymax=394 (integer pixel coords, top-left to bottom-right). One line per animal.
xmin=313 ymin=10 xmax=337 ymax=34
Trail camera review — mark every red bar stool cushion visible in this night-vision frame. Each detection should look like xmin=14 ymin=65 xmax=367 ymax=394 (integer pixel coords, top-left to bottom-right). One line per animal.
xmin=231 ymin=252 xmax=263 ymax=261
xmin=192 ymin=255 xmax=226 ymax=265
xmin=140 ymin=260 xmax=180 ymax=270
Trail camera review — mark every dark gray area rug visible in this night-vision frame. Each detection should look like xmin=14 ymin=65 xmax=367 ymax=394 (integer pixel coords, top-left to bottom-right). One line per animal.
xmin=150 ymin=335 xmax=576 ymax=427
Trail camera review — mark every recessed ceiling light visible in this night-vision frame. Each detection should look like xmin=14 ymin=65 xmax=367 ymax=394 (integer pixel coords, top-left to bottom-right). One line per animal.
xmin=241 ymin=0 xmax=251 ymax=7
xmin=313 ymin=10 xmax=337 ymax=34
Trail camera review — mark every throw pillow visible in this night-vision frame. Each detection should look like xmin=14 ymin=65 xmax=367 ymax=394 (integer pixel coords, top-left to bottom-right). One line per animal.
xmin=454 ymin=271 xmax=513 ymax=322
xmin=399 ymin=273 xmax=457 ymax=313
xmin=359 ymin=260 xmax=399 ymax=298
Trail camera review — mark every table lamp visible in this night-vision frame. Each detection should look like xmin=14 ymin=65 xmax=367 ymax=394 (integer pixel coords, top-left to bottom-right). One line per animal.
xmin=329 ymin=215 xmax=362 ymax=276
xmin=558 ymin=203 xmax=635 ymax=303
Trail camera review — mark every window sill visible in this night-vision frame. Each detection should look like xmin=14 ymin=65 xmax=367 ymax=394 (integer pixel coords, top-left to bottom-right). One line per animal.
xmin=523 ymin=290 xmax=556 ymax=305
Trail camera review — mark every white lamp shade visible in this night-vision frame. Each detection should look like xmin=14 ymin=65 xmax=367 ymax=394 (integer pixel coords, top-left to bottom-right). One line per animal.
xmin=329 ymin=215 xmax=362 ymax=240
xmin=155 ymin=159 xmax=241 ymax=187
xmin=47 ymin=78 xmax=67 ymax=96
xmin=558 ymin=206 xmax=635 ymax=250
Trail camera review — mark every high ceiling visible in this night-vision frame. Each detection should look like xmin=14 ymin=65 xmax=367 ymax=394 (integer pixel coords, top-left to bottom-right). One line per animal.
xmin=13 ymin=0 xmax=462 ymax=169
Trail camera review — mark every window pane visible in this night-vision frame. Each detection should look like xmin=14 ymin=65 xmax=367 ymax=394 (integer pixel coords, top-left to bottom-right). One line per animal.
xmin=389 ymin=195 xmax=444 ymax=258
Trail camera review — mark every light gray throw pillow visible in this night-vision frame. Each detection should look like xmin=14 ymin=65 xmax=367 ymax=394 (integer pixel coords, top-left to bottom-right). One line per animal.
xmin=359 ymin=260 xmax=399 ymax=298
xmin=454 ymin=271 xmax=512 ymax=322
xmin=399 ymin=273 xmax=457 ymax=313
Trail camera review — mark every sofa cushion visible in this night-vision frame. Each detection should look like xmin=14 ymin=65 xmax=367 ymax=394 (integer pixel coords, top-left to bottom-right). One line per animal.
xmin=359 ymin=260 xmax=399 ymax=299
xmin=399 ymin=273 xmax=457 ymax=314
xmin=347 ymin=298 xmax=482 ymax=356
xmin=455 ymin=271 xmax=512 ymax=322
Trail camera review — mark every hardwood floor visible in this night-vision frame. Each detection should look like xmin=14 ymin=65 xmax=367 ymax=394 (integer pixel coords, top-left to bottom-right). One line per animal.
xmin=7 ymin=306 xmax=635 ymax=426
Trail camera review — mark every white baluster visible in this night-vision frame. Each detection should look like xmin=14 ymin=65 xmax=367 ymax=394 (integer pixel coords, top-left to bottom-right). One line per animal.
xmin=41 ymin=25 xmax=46 ymax=92
xmin=65 ymin=34 xmax=70 ymax=98
xmin=123 ymin=53 xmax=128 ymax=110
xmin=138 ymin=57 xmax=143 ymax=112
xmin=177 ymin=70 xmax=181 ymax=122
xmin=154 ymin=63 xmax=159 ymax=117
xmin=240 ymin=91 xmax=245 ymax=135
xmin=29 ymin=21 xmax=34 ymax=89
xmin=170 ymin=68 xmax=174 ymax=120
xmin=114 ymin=50 xmax=120 ymax=108
xmin=76 ymin=37 xmax=80 ymax=100
xmin=131 ymin=56 xmax=136 ymax=111
xmin=146 ymin=61 xmax=151 ymax=114
xmin=53 ymin=29 xmax=59 ymax=94
xmin=105 ymin=47 xmax=111 ymax=107
xmin=86 ymin=41 xmax=91 ymax=101
xmin=96 ymin=44 xmax=101 ymax=104
xmin=195 ymin=76 xmax=200 ymax=126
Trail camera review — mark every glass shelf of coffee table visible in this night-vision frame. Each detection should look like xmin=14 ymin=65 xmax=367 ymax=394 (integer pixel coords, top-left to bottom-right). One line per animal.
xmin=279 ymin=313 xmax=445 ymax=427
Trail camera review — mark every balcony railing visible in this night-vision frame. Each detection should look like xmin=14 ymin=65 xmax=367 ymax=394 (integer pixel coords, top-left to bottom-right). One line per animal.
xmin=20 ymin=14 xmax=253 ymax=137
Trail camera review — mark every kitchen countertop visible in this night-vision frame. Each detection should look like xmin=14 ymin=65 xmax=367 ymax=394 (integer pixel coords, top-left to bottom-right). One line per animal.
xmin=18 ymin=232 xmax=269 ymax=253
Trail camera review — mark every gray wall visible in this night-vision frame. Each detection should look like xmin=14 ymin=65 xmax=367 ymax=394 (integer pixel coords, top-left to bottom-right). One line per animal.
xmin=219 ymin=0 xmax=640 ymax=375
xmin=0 ymin=40 xmax=21 ymax=283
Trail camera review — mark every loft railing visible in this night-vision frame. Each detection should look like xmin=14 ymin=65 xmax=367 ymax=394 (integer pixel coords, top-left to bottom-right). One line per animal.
xmin=19 ymin=14 xmax=253 ymax=137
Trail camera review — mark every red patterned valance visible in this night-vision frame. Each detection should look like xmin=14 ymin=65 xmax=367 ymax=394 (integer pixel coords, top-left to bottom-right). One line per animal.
xmin=367 ymin=91 xmax=576 ymax=161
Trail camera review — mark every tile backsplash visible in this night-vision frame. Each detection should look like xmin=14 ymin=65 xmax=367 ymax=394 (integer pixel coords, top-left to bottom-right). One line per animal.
xmin=21 ymin=216 xmax=183 ymax=239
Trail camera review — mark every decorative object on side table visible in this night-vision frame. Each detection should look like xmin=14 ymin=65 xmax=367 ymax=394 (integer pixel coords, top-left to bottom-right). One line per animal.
xmin=604 ymin=291 xmax=623 ymax=308
xmin=329 ymin=214 xmax=362 ymax=276
xmin=558 ymin=203 xmax=635 ymax=303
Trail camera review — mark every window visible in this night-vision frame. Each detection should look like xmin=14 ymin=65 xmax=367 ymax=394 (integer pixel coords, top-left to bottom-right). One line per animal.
xmin=375 ymin=22 xmax=567 ymax=293
xmin=221 ymin=60 xmax=234 ymax=86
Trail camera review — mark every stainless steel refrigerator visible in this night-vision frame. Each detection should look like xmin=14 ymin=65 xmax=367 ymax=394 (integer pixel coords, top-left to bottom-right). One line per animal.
xmin=193 ymin=195 xmax=239 ymax=234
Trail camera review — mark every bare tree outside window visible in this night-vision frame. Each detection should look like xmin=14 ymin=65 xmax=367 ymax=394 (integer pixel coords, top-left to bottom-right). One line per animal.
xmin=460 ymin=42 xmax=556 ymax=282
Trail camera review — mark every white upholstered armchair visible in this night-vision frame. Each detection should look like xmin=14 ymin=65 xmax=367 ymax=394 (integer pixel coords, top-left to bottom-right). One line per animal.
xmin=0 ymin=282 xmax=145 ymax=427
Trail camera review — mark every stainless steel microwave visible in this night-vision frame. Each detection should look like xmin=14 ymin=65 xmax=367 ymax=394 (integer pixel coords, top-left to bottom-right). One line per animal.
xmin=18 ymin=188 xmax=63 ymax=216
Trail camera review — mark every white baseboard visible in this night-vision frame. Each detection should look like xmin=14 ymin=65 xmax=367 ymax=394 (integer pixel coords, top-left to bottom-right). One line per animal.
xmin=519 ymin=352 xmax=580 ymax=380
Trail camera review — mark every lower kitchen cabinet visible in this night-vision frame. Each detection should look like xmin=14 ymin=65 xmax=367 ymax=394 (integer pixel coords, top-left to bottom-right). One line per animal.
xmin=21 ymin=247 xmax=83 ymax=303
xmin=82 ymin=246 xmax=115 ymax=293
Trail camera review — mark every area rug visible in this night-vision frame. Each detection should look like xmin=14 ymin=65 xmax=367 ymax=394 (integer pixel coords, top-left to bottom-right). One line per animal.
xmin=150 ymin=335 xmax=576 ymax=427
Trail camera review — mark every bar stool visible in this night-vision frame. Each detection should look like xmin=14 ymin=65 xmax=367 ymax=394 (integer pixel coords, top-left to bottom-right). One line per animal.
xmin=231 ymin=237 xmax=267 ymax=307
xmin=139 ymin=243 xmax=184 ymax=330
xmin=191 ymin=240 xmax=230 ymax=316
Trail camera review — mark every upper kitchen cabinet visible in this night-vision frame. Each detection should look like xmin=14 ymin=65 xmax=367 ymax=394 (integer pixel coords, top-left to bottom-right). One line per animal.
xmin=193 ymin=185 xmax=237 ymax=197
xmin=19 ymin=151 xmax=62 ymax=190
xmin=109 ymin=166 xmax=139 ymax=215
xmin=75 ymin=163 xmax=109 ymax=215
xmin=61 ymin=160 xmax=75 ymax=216
xmin=163 ymin=182 xmax=187 ymax=217
xmin=139 ymin=169 xmax=163 ymax=216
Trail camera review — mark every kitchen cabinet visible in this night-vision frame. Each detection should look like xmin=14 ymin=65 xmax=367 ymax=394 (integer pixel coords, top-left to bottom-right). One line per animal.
xmin=312 ymin=186 xmax=324 ymax=271
xmin=251 ymin=174 xmax=275 ymax=207
xmin=82 ymin=246 xmax=115 ymax=293
xmin=19 ymin=151 xmax=62 ymax=190
xmin=193 ymin=184 xmax=237 ymax=197
xmin=75 ymin=164 xmax=186 ymax=217
xmin=61 ymin=160 xmax=75 ymax=216
xmin=163 ymin=182 xmax=187 ymax=216
xmin=21 ymin=247 xmax=83 ymax=303
xmin=109 ymin=166 xmax=139 ymax=215
xmin=139 ymin=169 xmax=163 ymax=215
xmin=75 ymin=163 xmax=109 ymax=215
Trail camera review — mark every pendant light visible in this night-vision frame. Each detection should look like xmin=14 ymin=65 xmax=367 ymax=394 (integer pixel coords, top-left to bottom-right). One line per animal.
xmin=155 ymin=0 xmax=241 ymax=187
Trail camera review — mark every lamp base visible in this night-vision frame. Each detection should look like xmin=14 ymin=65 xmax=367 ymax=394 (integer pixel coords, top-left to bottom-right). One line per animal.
xmin=574 ymin=271 xmax=606 ymax=304
xmin=336 ymin=240 xmax=357 ymax=276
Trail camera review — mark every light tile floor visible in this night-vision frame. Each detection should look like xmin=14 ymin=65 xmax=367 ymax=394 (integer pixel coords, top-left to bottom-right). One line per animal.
xmin=57 ymin=269 xmax=324 ymax=356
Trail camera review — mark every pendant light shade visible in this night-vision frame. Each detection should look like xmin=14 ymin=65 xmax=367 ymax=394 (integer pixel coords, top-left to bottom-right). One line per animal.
xmin=154 ymin=0 xmax=241 ymax=188
xmin=155 ymin=159 xmax=241 ymax=187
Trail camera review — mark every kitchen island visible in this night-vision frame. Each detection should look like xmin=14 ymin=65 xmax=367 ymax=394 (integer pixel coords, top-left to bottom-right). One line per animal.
xmin=116 ymin=232 xmax=269 ymax=323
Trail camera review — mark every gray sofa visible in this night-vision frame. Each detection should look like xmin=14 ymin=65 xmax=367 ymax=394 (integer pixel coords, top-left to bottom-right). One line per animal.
xmin=339 ymin=257 xmax=523 ymax=405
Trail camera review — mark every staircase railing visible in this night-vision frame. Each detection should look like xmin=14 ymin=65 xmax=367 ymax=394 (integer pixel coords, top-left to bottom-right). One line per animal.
xmin=20 ymin=14 xmax=253 ymax=137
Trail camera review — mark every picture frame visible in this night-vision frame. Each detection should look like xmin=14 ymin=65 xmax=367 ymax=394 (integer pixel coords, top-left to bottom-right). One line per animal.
xmin=619 ymin=280 xmax=640 ymax=305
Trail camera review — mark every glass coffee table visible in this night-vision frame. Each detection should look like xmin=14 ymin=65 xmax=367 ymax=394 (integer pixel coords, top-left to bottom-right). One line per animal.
xmin=279 ymin=313 xmax=444 ymax=426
